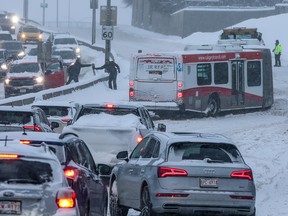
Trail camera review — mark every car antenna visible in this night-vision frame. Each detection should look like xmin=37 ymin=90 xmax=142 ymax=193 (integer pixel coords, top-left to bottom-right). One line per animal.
xmin=4 ymin=135 xmax=8 ymax=146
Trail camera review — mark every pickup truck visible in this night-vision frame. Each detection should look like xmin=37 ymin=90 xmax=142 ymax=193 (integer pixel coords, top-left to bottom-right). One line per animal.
xmin=61 ymin=102 xmax=166 ymax=165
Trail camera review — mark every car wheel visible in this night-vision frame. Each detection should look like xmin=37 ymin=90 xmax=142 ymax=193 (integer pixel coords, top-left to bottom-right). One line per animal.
xmin=207 ymin=97 xmax=219 ymax=117
xmin=140 ymin=186 xmax=159 ymax=216
xmin=109 ymin=180 xmax=128 ymax=216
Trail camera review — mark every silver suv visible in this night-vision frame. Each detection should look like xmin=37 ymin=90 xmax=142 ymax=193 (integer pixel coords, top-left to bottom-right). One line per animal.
xmin=0 ymin=140 xmax=79 ymax=215
xmin=110 ymin=131 xmax=256 ymax=216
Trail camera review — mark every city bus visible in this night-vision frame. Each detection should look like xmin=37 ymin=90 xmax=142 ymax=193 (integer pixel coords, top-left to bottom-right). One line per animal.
xmin=129 ymin=44 xmax=273 ymax=117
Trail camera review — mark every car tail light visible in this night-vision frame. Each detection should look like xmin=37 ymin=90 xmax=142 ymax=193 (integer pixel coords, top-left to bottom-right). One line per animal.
xmin=0 ymin=154 xmax=19 ymax=159
xmin=129 ymin=81 xmax=134 ymax=86
xmin=23 ymin=125 xmax=42 ymax=132
xmin=230 ymin=195 xmax=254 ymax=200
xmin=64 ymin=168 xmax=79 ymax=182
xmin=129 ymin=88 xmax=135 ymax=97
xmin=158 ymin=166 xmax=188 ymax=178
xmin=106 ymin=103 xmax=115 ymax=109
xmin=177 ymin=91 xmax=183 ymax=99
xmin=56 ymin=188 xmax=76 ymax=208
xmin=20 ymin=140 xmax=31 ymax=145
xmin=230 ymin=169 xmax=253 ymax=181
xmin=178 ymin=82 xmax=183 ymax=88
xmin=137 ymin=136 xmax=143 ymax=143
xmin=61 ymin=118 xmax=72 ymax=123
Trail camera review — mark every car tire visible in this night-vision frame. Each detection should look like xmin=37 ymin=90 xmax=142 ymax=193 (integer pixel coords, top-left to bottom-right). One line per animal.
xmin=140 ymin=186 xmax=160 ymax=216
xmin=109 ymin=180 xmax=128 ymax=216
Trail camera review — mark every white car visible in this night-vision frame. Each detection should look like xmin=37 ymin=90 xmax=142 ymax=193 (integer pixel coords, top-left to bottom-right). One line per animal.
xmin=31 ymin=100 xmax=80 ymax=133
xmin=61 ymin=102 xmax=166 ymax=165
xmin=0 ymin=139 xmax=79 ymax=215
xmin=50 ymin=33 xmax=81 ymax=58
xmin=52 ymin=47 xmax=77 ymax=67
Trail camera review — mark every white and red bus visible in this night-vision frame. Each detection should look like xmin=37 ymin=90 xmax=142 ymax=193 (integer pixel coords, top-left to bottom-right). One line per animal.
xmin=129 ymin=45 xmax=273 ymax=116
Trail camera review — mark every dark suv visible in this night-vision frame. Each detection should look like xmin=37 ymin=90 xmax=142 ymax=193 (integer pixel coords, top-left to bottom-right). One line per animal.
xmin=0 ymin=106 xmax=55 ymax=132
xmin=0 ymin=131 xmax=111 ymax=216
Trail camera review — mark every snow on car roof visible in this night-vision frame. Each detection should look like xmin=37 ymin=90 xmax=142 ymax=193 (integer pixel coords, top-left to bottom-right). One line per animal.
xmin=0 ymin=105 xmax=37 ymax=112
xmin=32 ymin=100 xmax=78 ymax=107
xmin=0 ymin=131 xmax=61 ymax=143
xmin=74 ymin=113 xmax=145 ymax=128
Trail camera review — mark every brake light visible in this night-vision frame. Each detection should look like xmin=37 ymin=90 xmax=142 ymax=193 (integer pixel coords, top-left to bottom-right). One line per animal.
xmin=56 ymin=188 xmax=76 ymax=208
xmin=64 ymin=168 xmax=79 ymax=181
xmin=0 ymin=154 xmax=19 ymax=159
xmin=230 ymin=169 xmax=253 ymax=181
xmin=230 ymin=195 xmax=254 ymax=200
xmin=178 ymin=82 xmax=183 ymax=88
xmin=129 ymin=88 xmax=135 ymax=97
xmin=158 ymin=166 xmax=188 ymax=178
xmin=20 ymin=140 xmax=31 ymax=145
xmin=177 ymin=92 xmax=183 ymax=99
xmin=137 ymin=136 xmax=143 ymax=143
xmin=106 ymin=104 xmax=115 ymax=109
xmin=61 ymin=118 xmax=72 ymax=123
xmin=129 ymin=81 xmax=134 ymax=86
xmin=23 ymin=125 xmax=42 ymax=132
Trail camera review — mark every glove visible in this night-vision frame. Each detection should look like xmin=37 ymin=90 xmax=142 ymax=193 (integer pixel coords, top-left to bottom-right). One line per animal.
xmin=92 ymin=64 xmax=95 ymax=69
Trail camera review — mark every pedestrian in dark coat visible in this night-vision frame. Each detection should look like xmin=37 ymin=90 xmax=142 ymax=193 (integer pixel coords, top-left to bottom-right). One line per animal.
xmin=94 ymin=60 xmax=120 ymax=90
xmin=66 ymin=58 xmax=94 ymax=84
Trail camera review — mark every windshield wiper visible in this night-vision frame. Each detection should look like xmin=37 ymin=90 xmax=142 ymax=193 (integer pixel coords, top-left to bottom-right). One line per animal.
xmin=6 ymin=179 xmax=42 ymax=184
xmin=205 ymin=158 xmax=225 ymax=163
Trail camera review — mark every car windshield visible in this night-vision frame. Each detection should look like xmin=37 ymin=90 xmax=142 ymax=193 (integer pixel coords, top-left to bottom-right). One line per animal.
xmin=0 ymin=111 xmax=33 ymax=125
xmin=168 ymin=142 xmax=244 ymax=163
xmin=10 ymin=63 xmax=40 ymax=73
xmin=2 ymin=42 xmax=22 ymax=50
xmin=0 ymin=34 xmax=12 ymax=40
xmin=0 ymin=159 xmax=55 ymax=184
xmin=36 ymin=106 xmax=70 ymax=117
xmin=22 ymin=27 xmax=40 ymax=33
xmin=53 ymin=50 xmax=76 ymax=59
xmin=54 ymin=38 xmax=77 ymax=45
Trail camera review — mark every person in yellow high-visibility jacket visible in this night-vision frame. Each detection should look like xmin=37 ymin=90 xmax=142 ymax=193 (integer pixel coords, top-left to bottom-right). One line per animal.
xmin=273 ymin=40 xmax=282 ymax=67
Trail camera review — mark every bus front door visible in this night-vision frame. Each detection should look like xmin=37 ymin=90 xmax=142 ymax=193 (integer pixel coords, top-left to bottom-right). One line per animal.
xmin=231 ymin=60 xmax=244 ymax=107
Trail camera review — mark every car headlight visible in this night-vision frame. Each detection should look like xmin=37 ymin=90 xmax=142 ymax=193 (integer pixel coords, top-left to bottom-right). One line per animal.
xmin=75 ymin=47 xmax=80 ymax=54
xmin=18 ymin=51 xmax=25 ymax=58
xmin=21 ymin=34 xmax=26 ymax=38
xmin=1 ymin=63 xmax=8 ymax=71
xmin=4 ymin=78 xmax=10 ymax=85
xmin=11 ymin=15 xmax=19 ymax=24
xmin=35 ymin=76 xmax=44 ymax=84
xmin=38 ymin=34 xmax=43 ymax=39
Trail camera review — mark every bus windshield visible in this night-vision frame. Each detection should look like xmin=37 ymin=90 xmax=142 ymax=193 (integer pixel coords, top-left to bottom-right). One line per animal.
xmin=136 ymin=57 xmax=176 ymax=80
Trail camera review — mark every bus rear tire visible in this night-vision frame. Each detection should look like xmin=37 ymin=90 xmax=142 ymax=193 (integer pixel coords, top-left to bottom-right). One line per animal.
xmin=207 ymin=97 xmax=219 ymax=117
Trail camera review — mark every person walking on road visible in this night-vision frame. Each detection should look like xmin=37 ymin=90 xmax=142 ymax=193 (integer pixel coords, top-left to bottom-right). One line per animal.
xmin=272 ymin=39 xmax=282 ymax=67
xmin=66 ymin=58 xmax=94 ymax=84
xmin=94 ymin=60 xmax=120 ymax=90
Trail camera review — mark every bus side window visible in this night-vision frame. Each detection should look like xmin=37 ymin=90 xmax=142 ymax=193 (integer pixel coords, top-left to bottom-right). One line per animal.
xmin=197 ymin=63 xmax=211 ymax=86
xmin=247 ymin=61 xmax=261 ymax=87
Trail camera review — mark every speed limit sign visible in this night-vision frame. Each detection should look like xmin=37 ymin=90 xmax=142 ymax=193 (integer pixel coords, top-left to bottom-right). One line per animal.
xmin=102 ymin=26 xmax=113 ymax=40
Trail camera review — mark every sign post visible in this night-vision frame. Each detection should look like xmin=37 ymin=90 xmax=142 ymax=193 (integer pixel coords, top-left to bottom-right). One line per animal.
xmin=91 ymin=0 xmax=98 ymax=44
xmin=40 ymin=0 xmax=48 ymax=26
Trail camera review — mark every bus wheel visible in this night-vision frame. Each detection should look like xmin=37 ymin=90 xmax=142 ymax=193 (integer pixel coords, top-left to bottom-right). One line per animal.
xmin=207 ymin=97 xmax=219 ymax=117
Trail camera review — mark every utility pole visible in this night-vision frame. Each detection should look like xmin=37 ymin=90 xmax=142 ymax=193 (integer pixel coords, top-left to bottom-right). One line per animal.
xmin=23 ymin=0 xmax=28 ymax=24
xmin=105 ymin=0 xmax=111 ymax=62
xmin=91 ymin=0 xmax=98 ymax=44
xmin=56 ymin=0 xmax=59 ymax=28
xmin=40 ymin=0 xmax=48 ymax=26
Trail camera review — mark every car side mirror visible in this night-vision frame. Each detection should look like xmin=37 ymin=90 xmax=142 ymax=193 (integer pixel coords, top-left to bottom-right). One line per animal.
xmin=45 ymin=69 xmax=52 ymax=75
xmin=51 ymin=121 xmax=60 ymax=130
xmin=66 ymin=119 xmax=72 ymax=126
xmin=157 ymin=123 xmax=166 ymax=132
xmin=97 ymin=164 xmax=112 ymax=176
xmin=116 ymin=151 xmax=128 ymax=161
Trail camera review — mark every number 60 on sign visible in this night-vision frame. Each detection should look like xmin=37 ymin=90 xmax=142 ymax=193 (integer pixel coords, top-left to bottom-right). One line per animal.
xmin=102 ymin=26 xmax=113 ymax=40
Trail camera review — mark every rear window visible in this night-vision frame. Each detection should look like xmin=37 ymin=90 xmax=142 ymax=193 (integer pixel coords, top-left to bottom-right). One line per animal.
xmin=35 ymin=106 xmax=70 ymax=117
xmin=2 ymin=42 xmax=22 ymax=50
xmin=0 ymin=111 xmax=33 ymax=125
xmin=0 ymin=34 xmax=12 ymax=40
xmin=168 ymin=142 xmax=244 ymax=163
xmin=136 ymin=57 xmax=176 ymax=80
xmin=54 ymin=38 xmax=77 ymax=45
xmin=0 ymin=159 xmax=59 ymax=184
xmin=78 ymin=107 xmax=139 ymax=120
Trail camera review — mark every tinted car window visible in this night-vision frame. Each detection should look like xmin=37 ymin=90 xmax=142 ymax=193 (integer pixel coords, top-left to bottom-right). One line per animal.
xmin=54 ymin=38 xmax=77 ymax=45
xmin=37 ymin=106 xmax=70 ymax=117
xmin=0 ymin=111 xmax=32 ymax=124
xmin=78 ymin=107 xmax=139 ymax=119
xmin=0 ymin=159 xmax=55 ymax=183
xmin=76 ymin=140 xmax=97 ymax=172
xmin=130 ymin=137 xmax=150 ymax=159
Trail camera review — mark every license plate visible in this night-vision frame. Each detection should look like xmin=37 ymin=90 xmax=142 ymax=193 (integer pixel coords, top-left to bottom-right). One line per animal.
xmin=20 ymin=89 xmax=26 ymax=93
xmin=200 ymin=178 xmax=218 ymax=188
xmin=0 ymin=201 xmax=21 ymax=214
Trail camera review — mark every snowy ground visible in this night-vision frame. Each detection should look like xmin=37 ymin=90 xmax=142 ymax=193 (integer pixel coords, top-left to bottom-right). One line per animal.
xmin=1 ymin=1 xmax=288 ymax=215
